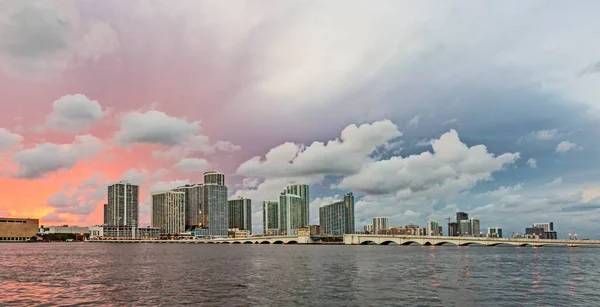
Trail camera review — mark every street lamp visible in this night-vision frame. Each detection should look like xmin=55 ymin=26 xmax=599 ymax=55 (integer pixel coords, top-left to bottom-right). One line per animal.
xmin=575 ymin=234 xmax=578 ymax=240
xmin=569 ymin=233 xmax=572 ymax=240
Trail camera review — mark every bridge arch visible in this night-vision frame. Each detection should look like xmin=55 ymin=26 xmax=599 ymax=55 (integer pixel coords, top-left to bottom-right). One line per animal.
xmin=434 ymin=242 xmax=456 ymax=246
xmin=401 ymin=241 xmax=419 ymax=246
xmin=380 ymin=240 xmax=399 ymax=245
xmin=232 ymin=241 xmax=241 ymax=244
xmin=243 ymin=241 xmax=253 ymax=244
xmin=423 ymin=242 xmax=432 ymax=246
xmin=286 ymin=241 xmax=298 ymax=244
xmin=360 ymin=240 xmax=376 ymax=245
xmin=273 ymin=241 xmax=284 ymax=244
xmin=260 ymin=241 xmax=270 ymax=244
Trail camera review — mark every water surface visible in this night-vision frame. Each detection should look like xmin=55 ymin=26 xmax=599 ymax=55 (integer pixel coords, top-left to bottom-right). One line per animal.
xmin=0 ymin=243 xmax=598 ymax=306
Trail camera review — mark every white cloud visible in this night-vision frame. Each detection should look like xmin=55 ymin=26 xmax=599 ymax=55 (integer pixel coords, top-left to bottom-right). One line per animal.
xmin=149 ymin=179 xmax=191 ymax=193
xmin=174 ymin=158 xmax=209 ymax=173
xmin=555 ymin=141 xmax=582 ymax=153
xmin=45 ymin=94 xmax=105 ymax=132
xmin=543 ymin=177 xmax=563 ymax=188
xmin=74 ymin=21 xmax=119 ymax=62
xmin=531 ymin=129 xmax=561 ymax=141
xmin=47 ymin=173 xmax=108 ymax=215
xmin=338 ymin=129 xmax=520 ymax=197
xmin=407 ymin=115 xmax=420 ymax=127
xmin=237 ymin=120 xmax=402 ymax=178
xmin=443 ymin=118 xmax=458 ymax=125
xmin=527 ymin=158 xmax=537 ymax=168
xmin=152 ymin=135 xmax=241 ymax=160
xmin=0 ymin=128 xmax=23 ymax=151
xmin=477 ymin=183 xmax=524 ymax=198
xmin=12 ymin=135 xmax=104 ymax=178
xmin=115 ymin=110 xmax=200 ymax=146
xmin=42 ymin=212 xmax=67 ymax=224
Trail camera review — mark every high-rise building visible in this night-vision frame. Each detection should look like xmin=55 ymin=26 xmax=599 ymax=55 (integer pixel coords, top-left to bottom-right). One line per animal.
xmin=373 ymin=217 xmax=389 ymax=234
xmin=487 ymin=227 xmax=502 ymax=238
xmin=151 ymin=191 xmax=186 ymax=234
xmin=174 ymin=184 xmax=204 ymax=231
xmin=263 ymin=200 xmax=279 ymax=235
xmin=228 ymin=197 xmax=252 ymax=232
xmin=426 ymin=219 xmax=440 ymax=236
xmin=107 ymin=181 xmax=139 ymax=227
xmin=318 ymin=193 xmax=355 ymax=235
xmin=459 ymin=220 xmax=471 ymax=236
xmin=279 ymin=193 xmax=304 ymax=235
xmin=364 ymin=224 xmax=373 ymax=233
xmin=448 ymin=222 xmax=458 ymax=236
xmin=456 ymin=212 xmax=468 ymax=224
xmin=196 ymin=184 xmax=228 ymax=237
xmin=533 ymin=222 xmax=554 ymax=232
xmin=284 ymin=184 xmax=310 ymax=227
xmin=204 ymin=170 xmax=225 ymax=186
xmin=438 ymin=226 xmax=443 ymax=236
xmin=103 ymin=203 xmax=108 ymax=225
xmin=470 ymin=218 xmax=480 ymax=236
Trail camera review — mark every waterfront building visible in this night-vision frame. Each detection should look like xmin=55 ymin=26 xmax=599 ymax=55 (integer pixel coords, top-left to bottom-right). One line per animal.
xmin=279 ymin=193 xmax=304 ymax=235
xmin=39 ymin=225 xmax=89 ymax=235
xmin=545 ymin=231 xmax=558 ymax=239
xmin=533 ymin=222 xmax=554 ymax=232
xmin=284 ymin=184 xmax=310 ymax=227
xmin=89 ymin=225 xmax=160 ymax=239
xmin=204 ymin=170 xmax=225 ymax=186
xmin=0 ymin=218 xmax=39 ymax=241
xmin=438 ymin=226 xmax=443 ymax=236
xmin=309 ymin=225 xmax=321 ymax=235
xmin=107 ymin=181 xmax=139 ymax=227
xmin=525 ymin=226 xmax=546 ymax=238
xmin=195 ymin=183 xmax=229 ymax=238
xmin=103 ymin=204 xmax=108 ymax=225
xmin=448 ymin=222 xmax=458 ymax=236
xmin=426 ymin=219 xmax=440 ymax=236
xmin=364 ymin=224 xmax=373 ymax=233
xmin=456 ymin=212 xmax=468 ymax=224
xmin=373 ymin=217 xmax=390 ymax=234
xmin=228 ymin=197 xmax=252 ymax=232
xmin=459 ymin=220 xmax=471 ymax=236
xmin=487 ymin=227 xmax=502 ymax=238
xmin=263 ymin=200 xmax=279 ymax=235
xmin=152 ymin=191 xmax=186 ymax=234
xmin=470 ymin=218 xmax=480 ymax=236
xmin=318 ymin=193 xmax=355 ymax=235
xmin=174 ymin=184 xmax=204 ymax=231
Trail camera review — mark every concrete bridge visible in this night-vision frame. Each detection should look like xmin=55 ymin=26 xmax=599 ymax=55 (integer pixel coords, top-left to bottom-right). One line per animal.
xmin=88 ymin=235 xmax=313 ymax=244
xmin=344 ymin=234 xmax=600 ymax=247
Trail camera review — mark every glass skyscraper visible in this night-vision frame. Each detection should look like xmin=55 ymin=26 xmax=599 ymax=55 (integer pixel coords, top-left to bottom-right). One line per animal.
xmin=284 ymin=184 xmax=309 ymax=227
xmin=151 ymin=191 xmax=186 ymax=234
xmin=228 ymin=197 xmax=252 ymax=232
xmin=263 ymin=200 xmax=279 ymax=235
xmin=279 ymin=193 xmax=304 ymax=235
xmin=106 ymin=181 xmax=139 ymax=227
xmin=174 ymin=184 xmax=203 ymax=231
xmin=193 ymin=171 xmax=229 ymax=238
xmin=319 ymin=192 xmax=355 ymax=235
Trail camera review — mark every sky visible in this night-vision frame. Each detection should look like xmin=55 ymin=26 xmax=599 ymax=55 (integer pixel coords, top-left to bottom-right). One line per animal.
xmin=1 ymin=0 xmax=599 ymax=237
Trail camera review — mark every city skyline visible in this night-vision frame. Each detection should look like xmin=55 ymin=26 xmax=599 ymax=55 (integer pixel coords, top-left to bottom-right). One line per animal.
xmin=1 ymin=1 xmax=600 ymax=237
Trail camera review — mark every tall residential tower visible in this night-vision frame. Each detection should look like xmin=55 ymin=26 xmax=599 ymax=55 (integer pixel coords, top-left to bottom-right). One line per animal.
xmin=107 ymin=181 xmax=139 ymax=227
xmin=228 ymin=197 xmax=252 ymax=232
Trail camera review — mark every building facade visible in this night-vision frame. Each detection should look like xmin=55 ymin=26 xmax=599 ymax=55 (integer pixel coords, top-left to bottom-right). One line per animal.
xmin=459 ymin=220 xmax=471 ymax=236
xmin=107 ymin=181 xmax=139 ymax=227
xmin=448 ymin=222 xmax=458 ymax=236
xmin=204 ymin=170 xmax=225 ymax=186
xmin=456 ymin=212 xmax=468 ymax=224
xmin=284 ymin=184 xmax=310 ymax=227
xmin=151 ymin=191 xmax=186 ymax=235
xmin=174 ymin=184 xmax=204 ymax=231
xmin=364 ymin=224 xmax=373 ymax=233
xmin=195 ymin=183 xmax=228 ymax=237
xmin=319 ymin=193 xmax=355 ymax=235
xmin=0 ymin=218 xmax=39 ymax=241
xmin=426 ymin=219 xmax=440 ymax=236
xmin=532 ymin=222 xmax=554 ymax=232
xmin=263 ymin=200 xmax=279 ymax=235
xmin=228 ymin=197 xmax=252 ymax=232
xmin=487 ymin=227 xmax=502 ymax=238
xmin=470 ymin=218 xmax=481 ymax=236
xmin=89 ymin=225 xmax=160 ymax=239
xmin=279 ymin=193 xmax=304 ymax=235
xmin=373 ymin=217 xmax=390 ymax=234
xmin=39 ymin=226 xmax=90 ymax=235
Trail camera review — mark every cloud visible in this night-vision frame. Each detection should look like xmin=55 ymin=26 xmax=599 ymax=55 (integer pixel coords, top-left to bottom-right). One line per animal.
xmin=580 ymin=61 xmax=600 ymax=76
xmin=531 ymin=129 xmax=561 ymax=141
xmin=152 ymin=135 xmax=241 ymax=160
xmin=12 ymin=135 xmax=104 ymax=179
xmin=44 ymin=94 xmax=105 ymax=132
xmin=41 ymin=212 xmax=67 ymax=224
xmin=443 ymin=118 xmax=458 ymax=125
xmin=527 ymin=158 xmax=537 ymax=168
xmin=0 ymin=1 xmax=119 ymax=77
xmin=242 ymin=177 xmax=261 ymax=189
xmin=46 ymin=174 xmax=108 ymax=216
xmin=477 ymin=183 xmax=524 ymax=198
xmin=543 ymin=177 xmax=563 ymax=188
xmin=0 ymin=128 xmax=23 ymax=151
xmin=237 ymin=120 xmax=402 ymax=178
xmin=115 ymin=110 xmax=200 ymax=146
xmin=555 ymin=141 xmax=582 ymax=153
xmin=338 ymin=129 xmax=520 ymax=197
xmin=0 ymin=207 xmax=11 ymax=217
xmin=174 ymin=158 xmax=209 ymax=173
xmin=149 ymin=179 xmax=190 ymax=193
xmin=119 ymin=168 xmax=166 ymax=185
xmin=407 ymin=115 xmax=420 ymax=127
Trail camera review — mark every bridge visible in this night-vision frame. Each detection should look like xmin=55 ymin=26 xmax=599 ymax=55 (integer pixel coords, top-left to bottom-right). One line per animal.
xmin=88 ymin=235 xmax=314 ymax=244
xmin=344 ymin=234 xmax=600 ymax=247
